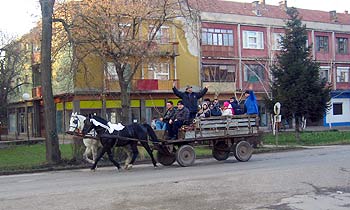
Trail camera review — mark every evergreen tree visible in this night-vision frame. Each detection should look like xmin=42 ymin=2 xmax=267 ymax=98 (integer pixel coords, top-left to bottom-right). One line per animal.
xmin=270 ymin=7 xmax=331 ymax=134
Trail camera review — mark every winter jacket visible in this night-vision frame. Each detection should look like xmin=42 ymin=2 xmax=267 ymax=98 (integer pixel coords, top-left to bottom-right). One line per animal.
xmin=163 ymin=107 xmax=176 ymax=123
xmin=172 ymin=106 xmax=190 ymax=122
xmin=230 ymin=100 xmax=243 ymax=115
xmin=244 ymin=90 xmax=259 ymax=115
xmin=172 ymin=86 xmax=208 ymax=113
xmin=196 ymin=108 xmax=211 ymax=118
xmin=210 ymin=103 xmax=222 ymax=116
xmin=222 ymin=108 xmax=233 ymax=116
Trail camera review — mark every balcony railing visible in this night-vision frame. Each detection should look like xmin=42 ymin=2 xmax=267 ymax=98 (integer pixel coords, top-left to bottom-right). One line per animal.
xmin=149 ymin=41 xmax=179 ymax=57
xmin=134 ymin=79 xmax=178 ymax=91
xmin=105 ymin=79 xmax=179 ymax=92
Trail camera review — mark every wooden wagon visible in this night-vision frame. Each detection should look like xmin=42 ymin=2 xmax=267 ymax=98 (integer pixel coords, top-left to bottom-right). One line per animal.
xmin=155 ymin=114 xmax=262 ymax=167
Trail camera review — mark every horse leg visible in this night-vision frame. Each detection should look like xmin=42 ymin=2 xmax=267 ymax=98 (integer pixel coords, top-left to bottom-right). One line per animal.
xmin=123 ymin=146 xmax=132 ymax=169
xmin=126 ymin=144 xmax=139 ymax=170
xmin=92 ymin=145 xmax=98 ymax=164
xmin=83 ymin=147 xmax=94 ymax=164
xmin=91 ymin=145 xmax=108 ymax=171
xmin=106 ymin=148 xmax=121 ymax=170
xmin=141 ymin=142 xmax=158 ymax=168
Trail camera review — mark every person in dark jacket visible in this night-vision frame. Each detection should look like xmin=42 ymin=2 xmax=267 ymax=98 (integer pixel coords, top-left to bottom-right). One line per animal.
xmin=196 ymin=102 xmax=211 ymax=118
xmin=167 ymin=100 xmax=190 ymax=140
xmin=229 ymin=97 xmax=243 ymax=115
xmin=156 ymin=101 xmax=176 ymax=130
xmin=210 ymin=98 xmax=222 ymax=116
xmin=172 ymin=82 xmax=208 ymax=120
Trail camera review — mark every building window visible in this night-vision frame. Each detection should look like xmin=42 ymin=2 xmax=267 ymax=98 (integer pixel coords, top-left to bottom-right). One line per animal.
xmin=201 ymin=64 xmax=235 ymax=82
xmin=272 ymin=33 xmax=284 ymax=50
xmin=243 ymin=31 xmax=264 ymax=49
xmin=333 ymin=103 xmax=343 ymax=115
xmin=336 ymin=67 xmax=349 ymax=82
xmin=9 ymin=113 xmax=17 ymax=133
xmin=149 ymin=26 xmax=170 ymax=44
xmin=201 ymin=28 xmax=234 ymax=46
xmin=148 ymin=63 xmax=170 ymax=80
xmin=244 ymin=64 xmax=265 ymax=82
xmin=105 ymin=62 xmax=118 ymax=80
xmin=319 ymin=66 xmax=330 ymax=82
xmin=336 ymin=37 xmax=348 ymax=54
xmin=113 ymin=23 xmax=131 ymax=41
xmin=316 ymin=36 xmax=329 ymax=52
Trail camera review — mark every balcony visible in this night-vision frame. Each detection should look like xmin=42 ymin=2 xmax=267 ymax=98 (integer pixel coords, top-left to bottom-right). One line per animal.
xmin=134 ymin=79 xmax=178 ymax=91
xmin=149 ymin=42 xmax=179 ymax=57
xmin=105 ymin=79 xmax=178 ymax=92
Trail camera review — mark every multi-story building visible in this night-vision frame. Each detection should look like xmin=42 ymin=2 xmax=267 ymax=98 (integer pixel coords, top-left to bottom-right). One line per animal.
xmin=192 ymin=0 xmax=350 ymax=126
xmin=7 ymin=0 xmax=350 ymax=140
xmin=7 ymin=15 xmax=201 ymax=139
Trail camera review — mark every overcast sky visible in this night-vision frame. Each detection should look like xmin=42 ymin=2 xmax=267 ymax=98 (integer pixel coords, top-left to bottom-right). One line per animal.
xmin=0 ymin=0 xmax=349 ymax=37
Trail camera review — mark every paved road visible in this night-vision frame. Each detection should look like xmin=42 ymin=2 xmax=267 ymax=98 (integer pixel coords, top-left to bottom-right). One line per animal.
xmin=1 ymin=145 xmax=350 ymax=210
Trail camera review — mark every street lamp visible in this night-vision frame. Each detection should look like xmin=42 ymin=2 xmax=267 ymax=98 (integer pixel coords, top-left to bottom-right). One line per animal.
xmin=22 ymin=93 xmax=30 ymax=142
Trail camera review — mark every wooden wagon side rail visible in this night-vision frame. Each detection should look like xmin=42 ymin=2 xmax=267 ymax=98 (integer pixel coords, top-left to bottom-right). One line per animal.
xmin=161 ymin=132 xmax=260 ymax=144
xmin=185 ymin=114 xmax=259 ymax=139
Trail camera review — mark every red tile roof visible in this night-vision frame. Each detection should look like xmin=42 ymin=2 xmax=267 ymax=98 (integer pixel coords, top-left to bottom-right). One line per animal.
xmin=189 ymin=0 xmax=350 ymax=25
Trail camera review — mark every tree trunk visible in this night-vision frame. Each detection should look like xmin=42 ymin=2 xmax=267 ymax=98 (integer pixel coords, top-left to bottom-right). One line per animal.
xmin=120 ymin=82 xmax=131 ymax=124
xmin=294 ymin=115 xmax=301 ymax=142
xmin=40 ymin=0 xmax=61 ymax=164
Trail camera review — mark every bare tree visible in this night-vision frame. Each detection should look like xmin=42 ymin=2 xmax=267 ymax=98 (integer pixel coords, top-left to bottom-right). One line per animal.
xmin=40 ymin=0 xmax=61 ymax=164
xmin=54 ymin=0 xmax=196 ymax=123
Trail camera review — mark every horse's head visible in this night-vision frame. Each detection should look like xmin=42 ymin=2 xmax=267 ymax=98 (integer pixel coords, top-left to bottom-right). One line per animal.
xmin=69 ymin=112 xmax=86 ymax=134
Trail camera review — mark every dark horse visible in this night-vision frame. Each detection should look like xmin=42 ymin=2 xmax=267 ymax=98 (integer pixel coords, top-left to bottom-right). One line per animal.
xmin=81 ymin=115 xmax=159 ymax=170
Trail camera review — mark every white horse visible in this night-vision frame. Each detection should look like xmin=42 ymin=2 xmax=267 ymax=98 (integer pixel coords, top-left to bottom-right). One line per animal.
xmin=68 ymin=113 xmax=132 ymax=167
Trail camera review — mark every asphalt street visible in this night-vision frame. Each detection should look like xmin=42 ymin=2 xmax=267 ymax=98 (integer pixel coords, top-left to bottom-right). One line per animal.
xmin=0 ymin=145 xmax=349 ymax=210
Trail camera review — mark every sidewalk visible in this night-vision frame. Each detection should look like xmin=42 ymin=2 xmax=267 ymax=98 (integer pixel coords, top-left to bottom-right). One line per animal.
xmin=260 ymin=125 xmax=350 ymax=133
xmin=0 ymin=134 xmax=74 ymax=148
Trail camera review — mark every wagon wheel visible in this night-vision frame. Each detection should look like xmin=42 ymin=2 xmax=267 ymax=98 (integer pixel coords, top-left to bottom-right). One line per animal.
xmin=212 ymin=141 xmax=230 ymax=161
xmin=234 ymin=141 xmax=253 ymax=162
xmin=176 ymin=145 xmax=196 ymax=167
xmin=157 ymin=151 xmax=176 ymax=166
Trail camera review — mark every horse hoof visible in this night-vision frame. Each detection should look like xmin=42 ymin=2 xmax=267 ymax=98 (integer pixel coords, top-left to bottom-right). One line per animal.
xmin=91 ymin=168 xmax=96 ymax=172
xmin=126 ymin=164 xmax=133 ymax=170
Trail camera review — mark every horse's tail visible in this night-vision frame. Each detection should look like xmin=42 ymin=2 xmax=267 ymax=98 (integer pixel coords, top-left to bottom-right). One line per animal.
xmin=143 ymin=123 xmax=159 ymax=142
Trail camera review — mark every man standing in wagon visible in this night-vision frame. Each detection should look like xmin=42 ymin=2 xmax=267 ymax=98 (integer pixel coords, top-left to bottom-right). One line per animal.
xmin=172 ymin=82 xmax=209 ymax=121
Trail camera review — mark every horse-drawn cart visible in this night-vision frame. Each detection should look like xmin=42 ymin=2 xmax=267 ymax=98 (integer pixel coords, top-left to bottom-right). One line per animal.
xmin=155 ymin=114 xmax=262 ymax=167
xmin=67 ymin=113 xmax=261 ymax=170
